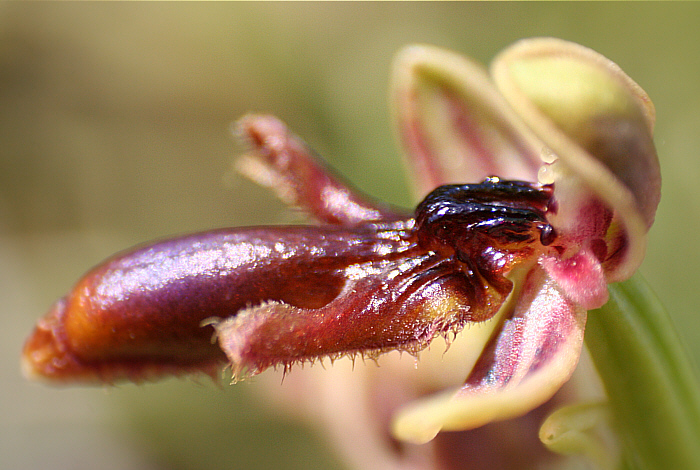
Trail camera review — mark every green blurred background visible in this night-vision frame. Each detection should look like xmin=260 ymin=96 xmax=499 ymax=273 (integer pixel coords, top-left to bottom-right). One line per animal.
xmin=2 ymin=3 xmax=699 ymax=470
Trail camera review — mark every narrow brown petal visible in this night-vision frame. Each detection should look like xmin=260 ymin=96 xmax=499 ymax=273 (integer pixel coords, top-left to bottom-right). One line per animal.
xmin=236 ymin=115 xmax=408 ymax=224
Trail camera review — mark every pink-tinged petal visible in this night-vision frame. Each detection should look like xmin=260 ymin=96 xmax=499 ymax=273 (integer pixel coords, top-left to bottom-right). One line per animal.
xmin=390 ymin=45 xmax=544 ymax=197
xmin=236 ymin=114 xmax=407 ymax=224
xmin=492 ymin=38 xmax=661 ymax=281
xmin=392 ymin=267 xmax=586 ymax=444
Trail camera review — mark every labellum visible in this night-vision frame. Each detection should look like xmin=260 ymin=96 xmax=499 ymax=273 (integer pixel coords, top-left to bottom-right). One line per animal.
xmin=22 ymin=142 xmax=555 ymax=385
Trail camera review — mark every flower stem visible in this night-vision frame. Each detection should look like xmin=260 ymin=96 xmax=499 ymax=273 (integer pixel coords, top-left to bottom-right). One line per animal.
xmin=585 ymin=273 xmax=700 ymax=470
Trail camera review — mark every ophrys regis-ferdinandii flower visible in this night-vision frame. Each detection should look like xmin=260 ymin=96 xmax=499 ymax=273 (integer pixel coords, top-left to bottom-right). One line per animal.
xmin=23 ymin=38 xmax=674 ymax=469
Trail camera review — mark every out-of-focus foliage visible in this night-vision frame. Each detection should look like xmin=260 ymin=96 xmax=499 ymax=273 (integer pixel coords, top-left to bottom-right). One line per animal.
xmin=3 ymin=3 xmax=699 ymax=469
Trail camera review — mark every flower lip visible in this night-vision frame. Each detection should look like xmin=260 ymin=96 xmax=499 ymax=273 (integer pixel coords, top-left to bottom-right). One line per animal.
xmin=22 ymin=295 xmax=225 ymax=385
xmin=21 ymin=298 xmax=75 ymax=382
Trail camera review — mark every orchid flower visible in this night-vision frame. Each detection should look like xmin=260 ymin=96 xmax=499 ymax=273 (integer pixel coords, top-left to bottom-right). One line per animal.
xmin=22 ymin=38 xmax=700 ymax=470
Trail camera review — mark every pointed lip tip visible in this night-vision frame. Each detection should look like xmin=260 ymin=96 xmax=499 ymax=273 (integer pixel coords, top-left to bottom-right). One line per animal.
xmin=19 ymin=348 xmax=97 ymax=386
xmin=20 ymin=353 xmax=45 ymax=383
xmin=21 ymin=330 xmax=227 ymax=386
